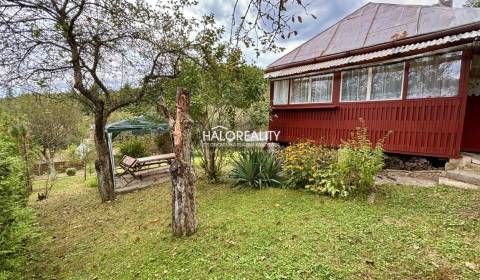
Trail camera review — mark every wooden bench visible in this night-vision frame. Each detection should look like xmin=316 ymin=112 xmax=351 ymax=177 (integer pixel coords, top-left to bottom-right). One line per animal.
xmin=135 ymin=153 xmax=175 ymax=170
xmin=117 ymin=153 xmax=175 ymax=184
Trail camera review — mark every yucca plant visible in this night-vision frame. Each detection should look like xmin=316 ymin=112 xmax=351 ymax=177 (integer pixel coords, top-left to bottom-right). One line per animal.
xmin=230 ymin=149 xmax=284 ymax=189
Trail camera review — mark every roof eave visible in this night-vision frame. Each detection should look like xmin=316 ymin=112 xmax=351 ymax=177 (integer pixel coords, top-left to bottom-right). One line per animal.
xmin=265 ymin=22 xmax=480 ymax=73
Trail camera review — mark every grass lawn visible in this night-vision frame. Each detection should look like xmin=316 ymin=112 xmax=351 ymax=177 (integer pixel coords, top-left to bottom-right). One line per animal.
xmin=23 ymin=175 xmax=480 ymax=279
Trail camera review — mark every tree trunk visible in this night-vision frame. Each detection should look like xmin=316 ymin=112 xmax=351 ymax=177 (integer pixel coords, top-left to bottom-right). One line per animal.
xmin=170 ymin=88 xmax=197 ymax=236
xmin=207 ymin=145 xmax=216 ymax=179
xmin=21 ymin=141 xmax=32 ymax=193
xmin=93 ymin=114 xmax=116 ymax=202
xmin=42 ymin=149 xmax=57 ymax=199
xmin=84 ymin=161 xmax=87 ymax=181
xmin=46 ymin=150 xmax=56 ymax=177
xmin=202 ymin=144 xmax=220 ymax=182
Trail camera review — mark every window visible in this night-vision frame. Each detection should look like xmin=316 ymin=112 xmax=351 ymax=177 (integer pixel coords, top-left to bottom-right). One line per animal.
xmin=407 ymin=51 xmax=462 ymax=99
xmin=290 ymin=75 xmax=333 ymax=104
xmin=291 ymin=77 xmax=310 ymax=103
xmin=341 ymin=68 xmax=368 ymax=101
xmin=371 ymin=62 xmax=403 ymax=100
xmin=311 ymin=75 xmax=333 ymax=102
xmin=272 ymin=80 xmax=289 ymax=105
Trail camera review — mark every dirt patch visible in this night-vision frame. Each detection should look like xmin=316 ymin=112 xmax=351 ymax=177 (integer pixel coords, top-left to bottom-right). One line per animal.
xmin=458 ymin=204 xmax=480 ymax=221
xmin=429 ymin=266 xmax=457 ymax=280
xmin=376 ymin=169 xmax=444 ymax=187
xmin=384 ymin=154 xmax=446 ymax=171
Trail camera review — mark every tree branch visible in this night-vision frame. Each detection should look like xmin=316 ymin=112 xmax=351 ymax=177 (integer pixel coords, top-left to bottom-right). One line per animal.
xmin=158 ymin=95 xmax=175 ymax=129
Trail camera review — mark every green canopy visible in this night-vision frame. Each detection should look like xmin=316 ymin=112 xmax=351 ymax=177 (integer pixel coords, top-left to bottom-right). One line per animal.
xmin=106 ymin=116 xmax=169 ymax=139
xmin=105 ymin=116 xmax=170 ymax=189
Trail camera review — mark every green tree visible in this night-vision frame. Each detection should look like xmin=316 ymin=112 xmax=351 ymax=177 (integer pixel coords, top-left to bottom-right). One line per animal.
xmin=166 ymin=57 xmax=267 ymax=182
xmin=77 ymin=141 xmax=95 ymax=181
xmin=0 ymin=0 xmax=191 ymax=202
xmin=133 ymin=19 xmax=268 ymax=182
xmin=1 ymin=0 xmax=306 ymax=236
xmin=65 ymin=141 xmax=96 ymax=181
xmin=9 ymin=119 xmax=33 ymax=193
xmin=0 ymin=114 xmax=37 ymax=278
xmin=3 ymin=95 xmax=84 ymax=199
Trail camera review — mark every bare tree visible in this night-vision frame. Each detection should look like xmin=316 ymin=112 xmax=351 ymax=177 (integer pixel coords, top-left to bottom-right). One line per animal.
xmin=464 ymin=0 xmax=480 ymax=7
xmin=0 ymin=0 xmax=189 ymax=202
xmin=230 ymin=0 xmax=315 ymax=55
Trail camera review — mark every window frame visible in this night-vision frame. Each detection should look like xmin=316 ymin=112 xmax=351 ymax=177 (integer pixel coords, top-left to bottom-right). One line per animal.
xmin=290 ymin=76 xmax=311 ymax=104
xmin=289 ymin=73 xmax=334 ymax=104
xmin=340 ymin=62 xmax=405 ymax=103
xmin=370 ymin=62 xmax=405 ymax=101
xmin=406 ymin=51 xmax=462 ymax=100
xmin=272 ymin=79 xmax=290 ymax=105
xmin=339 ymin=68 xmax=370 ymax=103
xmin=270 ymin=50 xmax=463 ymax=107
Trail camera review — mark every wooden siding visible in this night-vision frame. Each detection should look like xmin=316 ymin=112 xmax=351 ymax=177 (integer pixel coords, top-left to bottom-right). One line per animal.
xmin=270 ymin=98 xmax=464 ymax=158
xmin=269 ymin=50 xmax=473 ymax=158
xmin=462 ymin=95 xmax=480 ymax=153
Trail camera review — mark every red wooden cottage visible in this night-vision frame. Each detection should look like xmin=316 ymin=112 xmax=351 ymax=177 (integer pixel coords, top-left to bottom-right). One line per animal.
xmin=266 ymin=2 xmax=480 ymax=159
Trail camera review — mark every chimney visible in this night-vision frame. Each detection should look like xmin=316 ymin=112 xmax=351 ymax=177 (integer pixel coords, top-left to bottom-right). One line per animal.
xmin=437 ymin=0 xmax=453 ymax=7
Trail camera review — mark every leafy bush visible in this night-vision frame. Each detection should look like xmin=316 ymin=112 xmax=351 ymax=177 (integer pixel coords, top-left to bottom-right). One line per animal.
xmin=118 ymin=137 xmax=148 ymax=158
xmin=280 ymin=141 xmax=336 ymax=189
xmin=230 ymin=149 xmax=284 ymax=189
xmin=85 ymin=176 xmax=98 ymax=188
xmin=306 ymin=123 xmax=387 ymax=197
xmin=66 ymin=168 xmax=77 ymax=176
xmin=65 ymin=144 xmax=82 ymax=165
xmin=0 ymin=126 xmax=37 ymax=278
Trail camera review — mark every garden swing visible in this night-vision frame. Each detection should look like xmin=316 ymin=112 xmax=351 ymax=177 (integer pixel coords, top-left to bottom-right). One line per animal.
xmin=105 ymin=116 xmax=173 ymax=189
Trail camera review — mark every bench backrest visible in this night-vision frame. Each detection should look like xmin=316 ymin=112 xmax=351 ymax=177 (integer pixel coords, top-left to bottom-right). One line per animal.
xmin=120 ymin=155 xmax=138 ymax=169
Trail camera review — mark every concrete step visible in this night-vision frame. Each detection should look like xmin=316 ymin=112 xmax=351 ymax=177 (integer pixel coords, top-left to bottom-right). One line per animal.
xmin=446 ymin=153 xmax=480 ymax=172
xmin=444 ymin=170 xmax=480 ymax=186
xmin=395 ymin=176 xmax=437 ymax=187
xmin=463 ymin=163 xmax=480 ymax=172
xmin=461 ymin=152 xmax=480 ymax=165
xmin=438 ymin=177 xmax=480 ymax=190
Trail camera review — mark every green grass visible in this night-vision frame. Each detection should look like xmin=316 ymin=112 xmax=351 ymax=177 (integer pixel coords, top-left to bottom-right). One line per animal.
xmin=22 ymin=175 xmax=480 ymax=279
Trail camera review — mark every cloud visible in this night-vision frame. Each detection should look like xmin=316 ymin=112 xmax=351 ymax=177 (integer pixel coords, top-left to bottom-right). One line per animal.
xmin=249 ymin=0 xmax=469 ymax=67
xmin=247 ymin=0 xmax=361 ymax=67
xmin=149 ymin=0 xmax=469 ymax=68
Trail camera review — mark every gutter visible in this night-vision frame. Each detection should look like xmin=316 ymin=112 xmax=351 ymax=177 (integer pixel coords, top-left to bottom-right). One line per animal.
xmin=265 ymin=22 xmax=480 ymax=73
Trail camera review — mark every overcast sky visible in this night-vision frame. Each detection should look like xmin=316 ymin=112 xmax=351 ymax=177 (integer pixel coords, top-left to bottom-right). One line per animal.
xmin=185 ymin=0 xmax=469 ymax=68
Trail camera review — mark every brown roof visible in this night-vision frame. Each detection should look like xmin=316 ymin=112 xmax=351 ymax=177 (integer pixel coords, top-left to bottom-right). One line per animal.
xmin=267 ymin=2 xmax=480 ymax=70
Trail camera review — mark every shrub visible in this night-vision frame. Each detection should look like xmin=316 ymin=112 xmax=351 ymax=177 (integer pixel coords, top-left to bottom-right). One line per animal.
xmin=66 ymin=168 xmax=76 ymax=176
xmin=0 ymin=126 xmax=37 ymax=278
xmin=65 ymin=144 xmax=82 ymax=165
xmin=118 ymin=137 xmax=148 ymax=158
xmin=280 ymin=141 xmax=336 ymax=189
xmin=85 ymin=176 xmax=98 ymax=188
xmin=306 ymin=123 xmax=387 ymax=197
xmin=230 ymin=149 xmax=284 ymax=189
